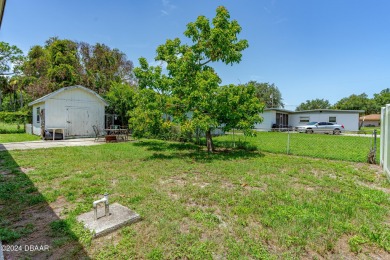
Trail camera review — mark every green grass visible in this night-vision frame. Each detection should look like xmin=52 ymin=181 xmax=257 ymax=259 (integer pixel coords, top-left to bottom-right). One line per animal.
xmin=0 ymin=140 xmax=389 ymax=259
xmin=0 ymin=122 xmax=25 ymax=134
xmin=360 ymin=126 xmax=381 ymax=135
xmin=0 ymin=133 xmax=41 ymax=143
xmin=215 ymin=131 xmax=380 ymax=163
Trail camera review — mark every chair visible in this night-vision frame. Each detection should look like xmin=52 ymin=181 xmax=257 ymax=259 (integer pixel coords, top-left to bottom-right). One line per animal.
xmin=92 ymin=125 xmax=106 ymax=141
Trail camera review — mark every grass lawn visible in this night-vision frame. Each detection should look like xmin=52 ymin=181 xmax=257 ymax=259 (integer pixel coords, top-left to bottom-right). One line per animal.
xmin=0 ymin=133 xmax=41 ymax=143
xmin=0 ymin=122 xmax=26 ymax=134
xmin=360 ymin=126 xmax=381 ymax=135
xmin=215 ymin=132 xmax=380 ymax=163
xmin=0 ymin=140 xmax=389 ymax=259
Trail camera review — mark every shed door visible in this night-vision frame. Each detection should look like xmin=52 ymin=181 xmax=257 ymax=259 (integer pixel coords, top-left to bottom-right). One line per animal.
xmin=66 ymin=107 xmax=90 ymax=136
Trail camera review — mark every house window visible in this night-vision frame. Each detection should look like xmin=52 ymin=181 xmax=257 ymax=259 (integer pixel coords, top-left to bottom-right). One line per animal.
xmin=36 ymin=107 xmax=40 ymax=123
xmin=300 ymin=116 xmax=309 ymax=123
xmin=329 ymin=116 xmax=336 ymax=122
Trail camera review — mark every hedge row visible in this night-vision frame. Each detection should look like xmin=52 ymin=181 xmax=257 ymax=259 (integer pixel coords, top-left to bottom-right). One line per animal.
xmin=0 ymin=111 xmax=29 ymax=124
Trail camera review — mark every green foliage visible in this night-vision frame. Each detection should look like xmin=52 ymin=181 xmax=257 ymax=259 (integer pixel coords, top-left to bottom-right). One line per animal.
xmin=247 ymin=81 xmax=284 ymax=108
xmin=0 ymin=41 xmax=24 ymax=75
xmin=79 ymin=42 xmax=134 ymax=94
xmin=0 ymin=111 xmax=29 ymax=124
xmin=129 ymin=89 xmax=166 ymax=139
xmin=373 ymin=88 xmax=390 ymax=112
xmin=333 ymin=93 xmax=376 ymax=114
xmin=18 ymin=38 xmax=135 ymax=102
xmin=296 ymin=98 xmax=331 ymax=111
xmin=217 ymin=83 xmax=263 ymax=133
xmin=105 ymin=82 xmax=136 ymax=126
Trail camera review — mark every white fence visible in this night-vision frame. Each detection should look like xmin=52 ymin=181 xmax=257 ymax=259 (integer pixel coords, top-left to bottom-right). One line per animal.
xmin=380 ymin=105 xmax=390 ymax=179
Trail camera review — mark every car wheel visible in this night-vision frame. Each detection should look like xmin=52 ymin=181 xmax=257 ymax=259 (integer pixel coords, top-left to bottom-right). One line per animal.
xmin=333 ymin=129 xmax=341 ymax=135
xmin=306 ymin=129 xmax=314 ymax=134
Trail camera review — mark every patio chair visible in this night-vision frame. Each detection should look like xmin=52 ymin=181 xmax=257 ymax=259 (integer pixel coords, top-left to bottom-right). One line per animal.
xmin=92 ymin=125 xmax=106 ymax=142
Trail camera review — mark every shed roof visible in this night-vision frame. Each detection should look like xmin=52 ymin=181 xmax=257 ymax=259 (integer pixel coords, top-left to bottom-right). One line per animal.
xmin=28 ymin=85 xmax=109 ymax=106
xmin=359 ymin=114 xmax=381 ymax=121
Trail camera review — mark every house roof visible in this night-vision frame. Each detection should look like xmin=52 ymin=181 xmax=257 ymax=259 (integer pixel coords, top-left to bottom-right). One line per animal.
xmin=265 ymin=108 xmax=364 ymax=114
xmin=360 ymin=114 xmax=381 ymax=121
xmin=28 ymin=85 xmax=109 ymax=106
xmin=293 ymin=109 xmax=365 ymax=114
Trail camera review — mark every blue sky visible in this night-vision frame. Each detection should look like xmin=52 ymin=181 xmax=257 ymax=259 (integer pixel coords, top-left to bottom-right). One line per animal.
xmin=2 ymin=0 xmax=390 ymax=109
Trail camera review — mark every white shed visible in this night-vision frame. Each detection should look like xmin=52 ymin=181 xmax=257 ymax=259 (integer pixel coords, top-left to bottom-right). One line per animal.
xmin=28 ymin=85 xmax=108 ymax=138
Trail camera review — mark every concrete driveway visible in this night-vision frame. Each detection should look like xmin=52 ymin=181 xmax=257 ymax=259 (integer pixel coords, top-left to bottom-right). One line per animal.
xmin=0 ymin=138 xmax=103 ymax=151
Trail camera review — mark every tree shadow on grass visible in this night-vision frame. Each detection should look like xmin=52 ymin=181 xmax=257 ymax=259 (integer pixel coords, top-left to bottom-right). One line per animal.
xmin=133 ymin=140 xmax=264 ymax=162
xmin=0 ymin=150 xmax=91 ymax=260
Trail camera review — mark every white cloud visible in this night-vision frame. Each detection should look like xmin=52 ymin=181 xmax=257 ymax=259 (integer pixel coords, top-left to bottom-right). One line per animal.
xmin=161 ymin=0 xmax=176 ymax=16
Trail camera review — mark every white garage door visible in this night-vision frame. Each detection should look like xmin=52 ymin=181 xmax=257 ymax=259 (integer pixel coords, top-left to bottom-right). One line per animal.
xmin=66 ymin=107 xmax=91 ymax=136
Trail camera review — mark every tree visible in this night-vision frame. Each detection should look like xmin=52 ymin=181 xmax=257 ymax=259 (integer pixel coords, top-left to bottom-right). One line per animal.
xmin=296 ymin=98 xmax=331 ymax=111
xmin=19 ymin=37 xmax=135 ymax=101
xmin=247 ymin=81 xmax=284 ymax=108
xmin=134 ymin=6 xmax=262 ymax=152
xmin=373 ymin=88 xmax=390 ymax=113
xmin=333 ymin=93 xmax=376 ymax=114
xmin=0 ymin=42 xmax=24 ymax=76
xmin=105 ymin=82 xmax=136 ymax=127
xmin=79 ymin=42 xmax=134 ymax=94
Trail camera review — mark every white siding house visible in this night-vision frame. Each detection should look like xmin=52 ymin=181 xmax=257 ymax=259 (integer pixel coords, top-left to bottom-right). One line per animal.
xmin=28 ymin=85 xmax=108 ymax=138
xmin=256 ymin=109 xmax=363 ymax=131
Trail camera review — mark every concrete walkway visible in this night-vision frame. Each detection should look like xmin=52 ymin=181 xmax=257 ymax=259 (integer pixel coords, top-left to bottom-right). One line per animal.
xmin=0 ymin=138 xmax=103 ymax=151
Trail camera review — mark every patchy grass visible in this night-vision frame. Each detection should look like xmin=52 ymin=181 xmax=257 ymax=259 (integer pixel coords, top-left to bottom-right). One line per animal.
xmin=0 ymin=140 xmax=389 ymax=259
xmin=215 ymin=131 xmax=380 ymax=163
xmin=0 ymin=133 xmax=41 ymax=143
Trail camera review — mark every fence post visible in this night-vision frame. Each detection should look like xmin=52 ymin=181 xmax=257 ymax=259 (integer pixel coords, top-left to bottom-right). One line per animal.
xmin=287 ymin=129 xmax=290 ymax=154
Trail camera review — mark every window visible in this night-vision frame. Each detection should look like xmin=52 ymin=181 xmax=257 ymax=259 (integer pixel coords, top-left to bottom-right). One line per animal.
xmin=329 ymin=116 xmax=336 ymax=122
xmin=300 ymin=116 xmax=309 ymax=123
xmin=36 ymin=107 xmax=40 ymax=123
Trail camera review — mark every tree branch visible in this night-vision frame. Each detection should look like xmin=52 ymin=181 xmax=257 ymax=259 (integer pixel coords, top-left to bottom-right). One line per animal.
xmin=199 ymin=59 xmax=212 ymax=66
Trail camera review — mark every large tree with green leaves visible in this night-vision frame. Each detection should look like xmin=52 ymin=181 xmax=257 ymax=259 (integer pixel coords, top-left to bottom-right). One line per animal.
xmin=134 ymin=6 xmax=262 ymax=152
xmin=21 ymin=37 xmax=134 ymax=99
xmin=373 ymin=88 xmax=390 ymax=113
xmin=247 ymin=81 xmax=284 ymax=108
xmin=333 ymin=93 xmax=376 ymax=114
xmin=105 ymin=82 xmax=136 ymax=126
xmin=296 ymin=98 xmax=331 ymax=111
xmin=0 ymin=42 xmax=24 ymax=76
xmin=79 ymin=42 xmax=134 ymax=94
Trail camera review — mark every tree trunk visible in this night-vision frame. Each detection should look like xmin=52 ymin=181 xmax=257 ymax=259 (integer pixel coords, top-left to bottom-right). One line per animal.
xmin=206 ymin=128 xmax=215 ymax=152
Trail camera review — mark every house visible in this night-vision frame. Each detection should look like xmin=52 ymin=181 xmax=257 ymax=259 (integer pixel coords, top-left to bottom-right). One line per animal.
xmin=28 ymin=85 xmax=108 ymax=138
xmin=255 ymin=108 xmax=364 ymax=131
xmin=359 ymin=114 xmax=381 ymax=127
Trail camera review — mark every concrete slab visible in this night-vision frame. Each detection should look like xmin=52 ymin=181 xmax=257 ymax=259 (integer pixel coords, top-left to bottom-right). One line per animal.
xmin=77 ymin=203 xmax=141 ymax=238
xmin=0 ymin=138 xmax=102 ymax=151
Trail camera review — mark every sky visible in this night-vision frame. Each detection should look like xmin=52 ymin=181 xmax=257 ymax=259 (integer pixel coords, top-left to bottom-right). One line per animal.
xmin=1 ymin=0 xmax=390 ymax=110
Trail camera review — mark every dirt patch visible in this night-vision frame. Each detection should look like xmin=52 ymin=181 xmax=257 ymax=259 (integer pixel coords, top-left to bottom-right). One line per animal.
xmin=323 ymin=235 xmax=389 ymax=260
xmin=0 ymin=169 xmax=12 ymax=176
xmin=356 ymin=180 xmax=390 ymax=194
xmin=3 ymin=196 xmax=85 ymax=260
xmin=160 ymin=175 xmax=187 ymax=186
xmin=20 ymin=167 xmax=35 ymax=173
xmin=49 ymin=195 xmax=73 ymax=218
